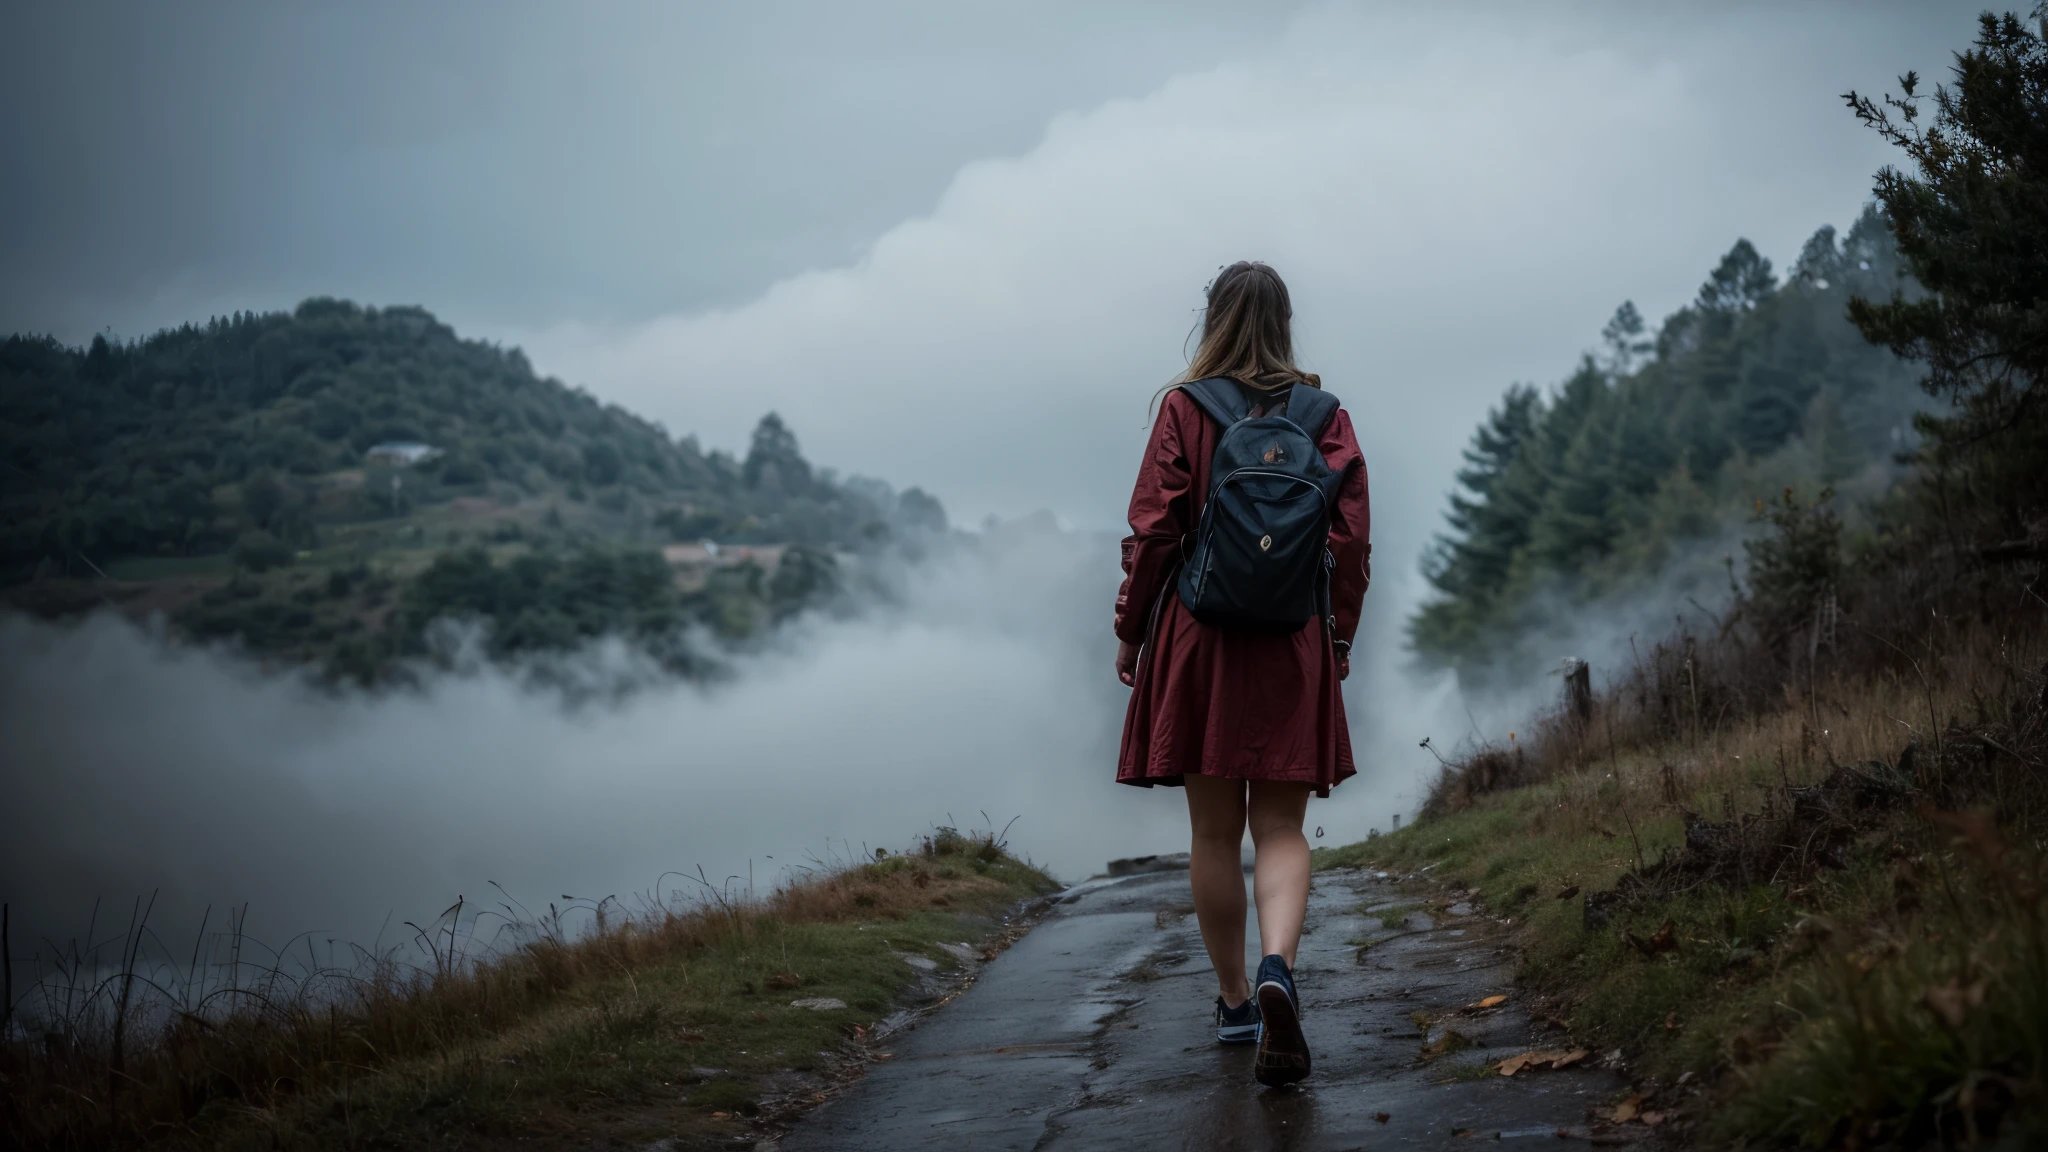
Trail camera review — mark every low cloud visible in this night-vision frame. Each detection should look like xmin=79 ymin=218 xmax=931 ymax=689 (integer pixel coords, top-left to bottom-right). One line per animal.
xmin=0 ymin=526 xmax=1142 ymax=953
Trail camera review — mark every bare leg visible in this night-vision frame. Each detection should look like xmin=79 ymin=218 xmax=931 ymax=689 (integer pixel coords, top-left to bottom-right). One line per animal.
xmin=1184 ymin=774 xmax=1250 ymax=1005
xmin=1247 ymin=781 xmax=1313 ymax=965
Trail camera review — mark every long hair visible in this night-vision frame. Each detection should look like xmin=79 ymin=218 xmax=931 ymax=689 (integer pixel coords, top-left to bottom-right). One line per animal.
xmin=1153 ymin=261 xmax=1319 ymax=420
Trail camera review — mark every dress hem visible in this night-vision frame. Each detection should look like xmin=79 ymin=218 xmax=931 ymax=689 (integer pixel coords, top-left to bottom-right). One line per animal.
xmin=1117 ymin=766 xmax=1350 ymax=799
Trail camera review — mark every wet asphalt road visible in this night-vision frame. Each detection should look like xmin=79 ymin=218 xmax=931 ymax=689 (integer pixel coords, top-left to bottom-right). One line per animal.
xmin=777 ymin=865 xmax=1626 ymax=1150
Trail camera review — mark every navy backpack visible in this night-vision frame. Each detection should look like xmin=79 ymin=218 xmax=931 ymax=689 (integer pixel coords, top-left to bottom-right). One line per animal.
xmin=1173 ymin=376 xmax=1350 ymax=634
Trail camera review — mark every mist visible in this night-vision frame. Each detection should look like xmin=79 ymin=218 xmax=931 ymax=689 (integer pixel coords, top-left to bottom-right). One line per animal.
xmin=1 ymin=523 xmax=1128 ymax=949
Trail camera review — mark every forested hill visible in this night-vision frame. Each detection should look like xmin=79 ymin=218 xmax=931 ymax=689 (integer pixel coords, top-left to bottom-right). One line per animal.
xmin=0 ymin=297 xmax=941 ymax=576
xmin=1412 ymin=207 xmax=1924 ymax=683
xmin=0 ymin=298 xmax=948 ymax=682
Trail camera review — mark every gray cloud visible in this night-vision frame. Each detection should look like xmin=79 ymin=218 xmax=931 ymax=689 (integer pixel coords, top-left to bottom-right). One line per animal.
xmin=0 ymin=0 xmax=1302 ymax=341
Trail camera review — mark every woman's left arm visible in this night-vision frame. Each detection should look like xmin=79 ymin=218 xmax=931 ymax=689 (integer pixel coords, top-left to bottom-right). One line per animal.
xmin=1322 ymin=409 xmax=1372 ymax=664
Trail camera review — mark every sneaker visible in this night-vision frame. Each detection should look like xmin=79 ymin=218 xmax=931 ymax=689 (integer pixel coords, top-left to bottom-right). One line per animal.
xmin=1214 ymin=994 xmax=1260 ymax=1044
xmin=1253 ymin=954 xmax=1311 ymax=1086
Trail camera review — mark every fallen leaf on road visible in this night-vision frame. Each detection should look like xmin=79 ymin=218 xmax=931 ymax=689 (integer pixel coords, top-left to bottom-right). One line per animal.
xmin=711 ymin=1111 xmax=731 ymax=1119
xmin=1498 ymin=1051 xmax=1544 ymax=1076
xmin=1610 ymin=1094 xmax=1644 ymax=1123
xmin=1451 ymin=1128 xmax=1473 ymax=1138
xmin=1664 ymin=1011 xmax=1680 ymax=1030
xmin=1493 ymin=1047 xmax=1589 ymax=1075
xmin=1477 ymin=994 xmax=1508 ymax=1008
xmin=1557 ymin=885 xmax=1581 ymax=900
xmin=1640 ymin=1111 xmax=1666 ymax=1127
xmin=1375 ymin=1112 xmax=1390 ymax=1123
xmin=1496 ymin=1048 xmax=1575 ymax=1076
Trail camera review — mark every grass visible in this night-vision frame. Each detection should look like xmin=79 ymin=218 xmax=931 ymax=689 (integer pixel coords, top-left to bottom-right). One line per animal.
xmin=1313 ymin=615 xmax=2048 ymax=1147
xmin=2 ymin=828 xmax=1058 ymax=1150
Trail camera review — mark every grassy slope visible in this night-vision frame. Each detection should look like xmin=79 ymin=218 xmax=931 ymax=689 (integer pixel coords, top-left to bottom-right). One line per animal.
xmin=1314 ymin=634 xmax=2048 ymax=1148
xmin=5 ymin=833 xmax=1059 ymax=1151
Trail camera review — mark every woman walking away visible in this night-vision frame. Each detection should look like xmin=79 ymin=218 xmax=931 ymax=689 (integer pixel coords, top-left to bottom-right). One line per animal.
xmin=1113 ymin=261 xmax=1370 ymax=1088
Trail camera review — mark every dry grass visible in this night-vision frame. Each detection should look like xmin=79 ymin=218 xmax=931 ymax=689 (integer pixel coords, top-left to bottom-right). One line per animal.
xmin=1 ymin=827 xmax=1056 ymax=1150
xmin=1323 ymin=576 xmax=2048 ymax=1147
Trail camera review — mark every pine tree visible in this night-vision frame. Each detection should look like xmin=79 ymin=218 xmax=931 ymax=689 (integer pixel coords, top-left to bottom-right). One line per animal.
xmin=742 ymin=412 xmax=814 ymax=495
xmin=1847 ymin=11 xmax=2048 ymax=536
xmin=1526 ymin=360 xmax=1622 ymax=574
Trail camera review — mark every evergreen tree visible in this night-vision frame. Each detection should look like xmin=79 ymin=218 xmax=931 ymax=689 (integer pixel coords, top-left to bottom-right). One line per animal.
xmin=1526 ymin=360 xmax=1622 ymax=574
xmin=1847 ymin=10 xmax=2048 ymax=537
xmin=1600 ymin=301 xmax=1653 ymax=376
xmin=742 ymin=412 xmax=814 ymax=495
xmin=1412 ymin=384 xmax=1542 ymax=654
xmin=1697 ymin=239 xmax=1778 ymax=315
xmin=1410 ymin=219 xmax=1924 ymax=677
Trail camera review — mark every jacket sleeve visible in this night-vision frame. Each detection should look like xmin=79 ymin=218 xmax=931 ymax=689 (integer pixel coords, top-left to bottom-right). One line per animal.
xmin=1114 ymin=392 xmax=1197 ymax=646
xmin=1321 ymin=408 xmax=1372 ymax=647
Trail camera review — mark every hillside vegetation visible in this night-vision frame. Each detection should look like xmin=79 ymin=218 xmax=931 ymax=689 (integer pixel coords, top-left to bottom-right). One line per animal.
xmin=0 ymin=300 xmax=947 ymax=680
xmin=2 ymin=829 xmax=1058 ymax=1151
xmin=1412 ymin=208 xmax=1925 ymax=683
xmin=1333 ymin=11 xmax=2048 ymax=1148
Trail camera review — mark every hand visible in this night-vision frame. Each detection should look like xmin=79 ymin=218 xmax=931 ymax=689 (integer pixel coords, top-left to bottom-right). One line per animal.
xmin=1115 ymin=639 xmax=1140 ymax=686
xmin=1337 ymin=653 xmax=1350 ymax=682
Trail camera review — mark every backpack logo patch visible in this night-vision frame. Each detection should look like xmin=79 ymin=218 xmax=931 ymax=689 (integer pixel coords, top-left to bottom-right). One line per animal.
xmin=1263 ymin=444 xmax=1288 ymax=464
xmin=1259 ymin=534 xmax=1273 ymax=552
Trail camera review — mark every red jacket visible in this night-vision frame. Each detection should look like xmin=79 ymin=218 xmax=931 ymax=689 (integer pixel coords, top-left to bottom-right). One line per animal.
xmin=1114 ymin=386 xmax=1371 ymax=796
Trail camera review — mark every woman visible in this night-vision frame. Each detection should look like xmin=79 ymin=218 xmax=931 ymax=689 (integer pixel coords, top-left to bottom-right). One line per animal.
xmin=1113 ymin=261 xmax=1370 ymax=1088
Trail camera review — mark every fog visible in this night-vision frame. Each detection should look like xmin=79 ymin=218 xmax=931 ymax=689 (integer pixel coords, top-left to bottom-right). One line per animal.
xmin=1 ymin=522 xmax=1168 ymax=953
xmin=0 ymin=3 xmax=1982 ymax=965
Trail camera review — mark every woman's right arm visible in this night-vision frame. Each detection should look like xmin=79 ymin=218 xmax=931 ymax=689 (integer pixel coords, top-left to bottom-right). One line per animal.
xmin=1114 ymin=393 xmax=1196 ymax=665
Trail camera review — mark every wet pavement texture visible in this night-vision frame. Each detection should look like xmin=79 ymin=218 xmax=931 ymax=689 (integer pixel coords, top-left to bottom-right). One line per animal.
xmin=777 ymin=866 xmax=1626 ymax=1150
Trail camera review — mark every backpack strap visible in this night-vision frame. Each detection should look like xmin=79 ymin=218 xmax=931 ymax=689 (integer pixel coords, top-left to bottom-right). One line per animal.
xmin=1176 ymin=376 xmax=1250 ymax=427
xmin=1282 ymin=385 xmax=1341 ymax=441
xmin=1178 ymin=376 xmax=1342 ymax=441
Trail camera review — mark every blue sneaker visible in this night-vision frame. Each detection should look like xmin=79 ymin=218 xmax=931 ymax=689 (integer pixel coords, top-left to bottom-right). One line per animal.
xmin=1253 ymin=954 xmax=1310 ymax=1086
xmin=1215 ymin=994 xmax=1260 ymax=1044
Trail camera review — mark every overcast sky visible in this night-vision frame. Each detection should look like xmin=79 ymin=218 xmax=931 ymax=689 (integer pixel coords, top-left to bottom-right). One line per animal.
xmin=1 ymin=0 xmax=1302 ymax=339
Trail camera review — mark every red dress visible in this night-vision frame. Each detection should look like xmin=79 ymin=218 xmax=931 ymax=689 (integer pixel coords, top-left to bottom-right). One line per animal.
xmin=1114 ymin=385 xmax=1371 ymax=796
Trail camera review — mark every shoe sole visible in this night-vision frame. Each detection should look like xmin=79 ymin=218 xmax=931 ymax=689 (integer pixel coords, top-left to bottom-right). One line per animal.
xmin=1253 ymin=981 xmax=1310 ymax=1086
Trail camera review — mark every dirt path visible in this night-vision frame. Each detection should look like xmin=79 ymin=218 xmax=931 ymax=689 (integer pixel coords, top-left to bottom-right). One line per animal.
xmin=772 ymin=864 xmax=1629 ymax=1150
